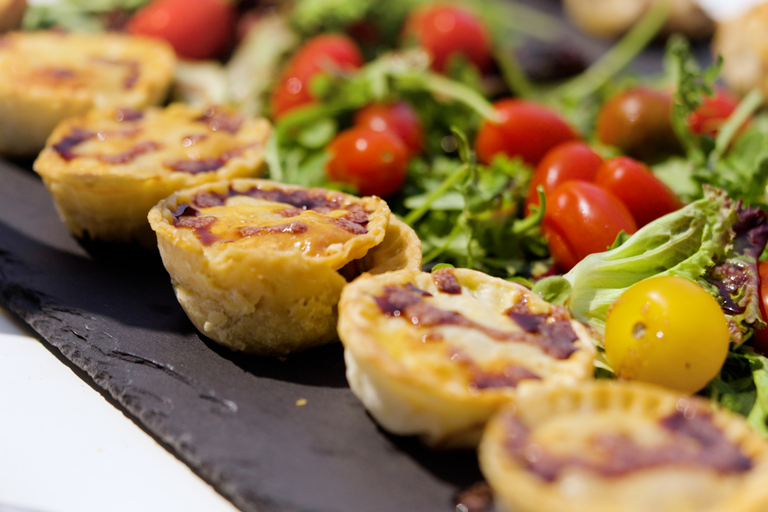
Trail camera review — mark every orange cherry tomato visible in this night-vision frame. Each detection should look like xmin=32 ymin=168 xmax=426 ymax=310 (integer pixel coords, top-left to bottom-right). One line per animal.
xmin=595 ymin=87 xmax=680 ymax=162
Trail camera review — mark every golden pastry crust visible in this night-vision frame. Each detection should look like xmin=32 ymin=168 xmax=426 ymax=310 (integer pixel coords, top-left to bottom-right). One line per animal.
xmin=34 ymin=103 xmax=271 ymax=248
xmin=713 ymin=4 xmax=768 ymax=100
xmin=0 ymin=30 xmax=176 ymax=157
xmin=0 ymin=0 xmax=25 ymax=34
xmin=562 ymin=0 xmax=713 ymax=40
xmin=149 ymin=178 xmax=421 ymax=356
xmin=479 ymin=381 xmax=768 ymax=512
xmin=338 ymin=268 xmax=597 ymax=447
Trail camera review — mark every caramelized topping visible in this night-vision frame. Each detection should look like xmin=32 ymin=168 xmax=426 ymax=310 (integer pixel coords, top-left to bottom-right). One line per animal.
xmin=115 ymin=108 xmax=143 ymax=122
xmin=165 ymin=157 xmax=226 ymax=174
xmin=434 ymin=268 xmax=462 ymax=294
xmin=238 ymin=222 xmax=309 ymax=237
xmin=374 ymin=284 xmax=580 ymax=359
xmin=196 ymin=107 xmax=244 ymax=133
xmin=100 ymin=141 xmax=162 ymax=164
xmin=92 ymin=57 xmax=140 ymax=89
xmin=170 ymin=186 xmax=373 ymax=247
xmin=53 ymin=128 xmax=94 ymax=161
xmin=502 ymin=409 xmax=753 ymax=482
xmin=188 ymin=185 xmax=372 ymax=217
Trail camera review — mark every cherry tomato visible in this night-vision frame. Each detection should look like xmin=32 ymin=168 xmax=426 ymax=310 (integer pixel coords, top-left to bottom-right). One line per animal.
xmin=604 ymin=275 xmax=730 ymax=393
xmin=354 ymin=101 xmax=424 ymax=157
xmin=594 ymin=156 xmax=683 ymax=227
xmin=525 ymin=141 xmax=603 ymax=213
xmin=595 ymin=87 xmax=681 ymax=162
xmin=687 ymin=88 xmax=742 ymax=138
xmin=749 ymin=261 xmax=768 ymax=355
xmin=271 ymin=34 xmax=364 ymax=119
xmin=325 ymin=127 xmax=408 ymax=198
xmin=475 ymin=99 xmax=579 ymax=167
xmin=126 ymin=0 xmax=237 ymax=60
xmin=541 ymin=181 xmax=637 ymax=272
xmin=401 ymin=3 xmax=493 ymax=73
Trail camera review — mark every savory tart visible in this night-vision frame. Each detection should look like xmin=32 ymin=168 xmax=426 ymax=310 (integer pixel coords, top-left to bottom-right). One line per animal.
xmin=479 ymin=380 xmax=768 ymax=512
xmin=713 ymin=3 xmax=768 ymax=101
xmin=148 ymin=178 xmax=422 ymax=356
xmin=337 ymin=267 xmax=597 ymax=447
xmin=0 ymin=0 xmax=25 ymax=34
xmin=0 ymin=30 xmax=176 ymax=157
xmin=34 ymin=103 xmax=271 ymax=248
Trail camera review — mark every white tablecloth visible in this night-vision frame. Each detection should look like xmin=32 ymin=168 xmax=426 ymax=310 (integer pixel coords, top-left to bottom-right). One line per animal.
xmin=0 ymin=307 xmax=239 ymax=512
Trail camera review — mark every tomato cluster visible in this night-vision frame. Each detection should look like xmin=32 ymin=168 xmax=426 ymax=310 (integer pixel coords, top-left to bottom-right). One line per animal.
xmin=324 ymin=100 xmax=425 ymax=198
xmin=596 ymin=85 xmax=743 ymax=161
xmin=507 ymin=133 xmax=680 ymax=272
xmin=285 ymin=4 xmax=491 ymax=198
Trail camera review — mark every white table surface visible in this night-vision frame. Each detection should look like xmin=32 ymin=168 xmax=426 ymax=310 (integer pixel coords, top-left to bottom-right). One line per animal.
xmin=0 ymin=306 xmax=239 ymax=512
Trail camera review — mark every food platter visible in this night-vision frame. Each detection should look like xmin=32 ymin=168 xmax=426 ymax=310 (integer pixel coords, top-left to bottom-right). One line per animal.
xmin=0 ymin=2 xmax=717 ymax=511
xmin=0 ymin=156 xmax=492 ymax=511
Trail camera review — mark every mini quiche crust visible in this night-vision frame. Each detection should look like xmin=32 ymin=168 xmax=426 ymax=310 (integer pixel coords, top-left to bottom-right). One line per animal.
xmin=34 ymin=103 xmax=271 ymax=248
xmin=337 ymin=268 xmax=597 ymax=448
xmin=149 ymin=178 xmax=421 ymax=356
xmin=713 ymin=3 xmax=768 ymax=101
xmin=0 ymin=30 xmax=176 ymax=157
xmin=479 ymin=381 xmax=768 ymax=512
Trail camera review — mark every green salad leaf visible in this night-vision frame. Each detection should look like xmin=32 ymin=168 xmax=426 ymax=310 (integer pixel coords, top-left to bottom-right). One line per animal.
xmin=532 ymin=187 xmax=768 ymax=344
xmin=705 ymin=348 xmax=768 ymax=436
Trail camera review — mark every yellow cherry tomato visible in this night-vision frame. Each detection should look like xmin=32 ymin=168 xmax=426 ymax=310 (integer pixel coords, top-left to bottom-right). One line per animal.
xmin=604 ymin=275 xmax=730 ymax=393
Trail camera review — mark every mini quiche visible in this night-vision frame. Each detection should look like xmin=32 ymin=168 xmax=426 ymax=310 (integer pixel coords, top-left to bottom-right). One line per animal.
xmin=0 ymin=30 xmax=176 ymax=157
xmin=479 ymin=381 xmax=768 ymax=512
xmin=337 ymin=267 xmax=597 ymax=447
xmin=148 ymin=178 xmax=422 ymax=356
xmin=0 ymin=0 xmax=25 ymax=34
xmin=34 ymin=103 xmax=271 ymax=248
xmin=713 ymin=3 xmax=768 ymax=101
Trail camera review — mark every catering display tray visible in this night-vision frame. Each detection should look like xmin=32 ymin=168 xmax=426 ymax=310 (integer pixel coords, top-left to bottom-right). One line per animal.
xmin=0 ymin=158 xmax=497 ymax=512
xmin=0 ymin=3 xmax=712 ymax=509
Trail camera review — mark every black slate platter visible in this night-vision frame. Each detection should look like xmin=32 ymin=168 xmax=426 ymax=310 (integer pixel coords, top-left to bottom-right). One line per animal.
xmin=0 ymin=158 xmax=493 ymax=512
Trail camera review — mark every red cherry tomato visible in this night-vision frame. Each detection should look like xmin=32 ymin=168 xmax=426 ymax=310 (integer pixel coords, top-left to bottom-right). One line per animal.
xmin=541 ymin=181 xmax=637 ymax=272
xmin=525 ymin=141 xmax=603 ymax=214
xmin=325 ymin=127 xmax=408 ymax=198
xmin=593 ymin=156 xmax=683 ymax=227
xmin=687 ymin=88 xmax=742 ymax=138
xmin=750 ymin=261 xmax=768 ymax=356
xmin=595 ymin=87 xmax=680 ymax=162
xmin=354 ymin=101 xmax=424 ymax=157
xmin=475 ymin=99 xmax=578 ymax=167
xmin=401 ymin=3 xmax=493 ymax=73
xmin=271 ymin=34 xmax=364 ymax=119
xmin=126 ymin=0 xmax=236 ymax=60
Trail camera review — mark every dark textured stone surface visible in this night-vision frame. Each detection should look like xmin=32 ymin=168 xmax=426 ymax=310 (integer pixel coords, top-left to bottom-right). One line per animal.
xmin=0 ymin=161 xmax=485 ymax=512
